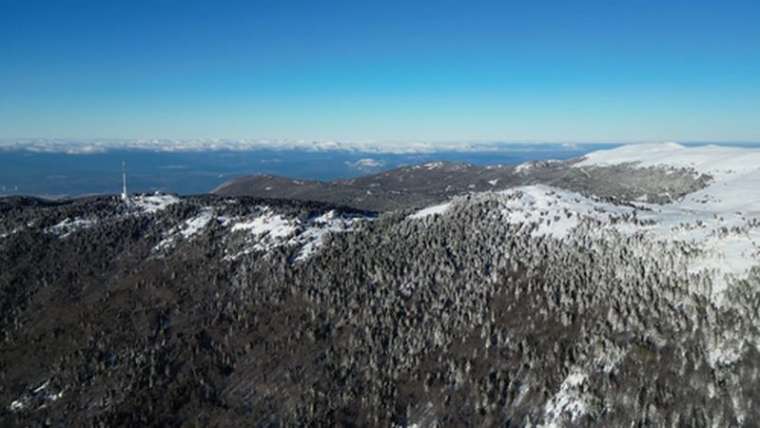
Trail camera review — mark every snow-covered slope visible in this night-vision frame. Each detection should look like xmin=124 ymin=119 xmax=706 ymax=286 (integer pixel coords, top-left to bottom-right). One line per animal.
xmin=148 ymin=203 xmax=368 ymax=261
xmin=576 ymin=144 xmax=760 ymax=299
xmin=45 ymin=218 xmax=98 ymax=238
xmin=15 ymin=194 xmax=372 ymax=263
xmin=223 ymin=208 xmax=364 ymax=261
xmin=154 ymin=208 xmax=218 ymax=251
xmin=576 ymin=142 xmax=760 ymax=179
xmin=412 ymin=143 xmax=760 ymax=304
xmin=130 ymin=194 xmax=181 ymax=213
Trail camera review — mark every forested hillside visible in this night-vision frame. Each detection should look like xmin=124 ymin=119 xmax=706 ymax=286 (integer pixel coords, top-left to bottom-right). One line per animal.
xmin=3 ymin=144 xmax=760 ymax=426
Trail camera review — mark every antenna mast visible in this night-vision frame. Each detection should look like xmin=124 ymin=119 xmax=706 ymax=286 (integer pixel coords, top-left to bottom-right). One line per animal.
xmin=121 ymin=161 xmax=128 ymax=201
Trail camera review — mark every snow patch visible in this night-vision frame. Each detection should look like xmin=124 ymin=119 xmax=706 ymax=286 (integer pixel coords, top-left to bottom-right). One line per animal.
xmin=8 ymin=380 xmax=64 ymax=413
xmin=424 ymin=161 xmax=445 ymax=170
xmin=9 ymin=399 xmax=26 ymax=411
xmin=409 ymin=185 xmax=630 ymax=238
xmin=515 ymin=162 xmax=534 ymax=174
xmin=231 ymin=211 xmax=297 ymax=239
xmin=225 ymin=208 xmax=366 ymax=261
xmin=130 ymin=194 xmax=180 ymax=213
xmin=180 ymin=210 xmax=214 ymax=239
xmin=154 ymin=208 xmax=216 ymax=252
xmin=0 ymin=227 xmax=22 ymax=240
xmin=707 ymin=341 xmax=743 ymax=368
xmin=410 ymin=202 xmax=452 ymax=219
xmin=497 ymin=185 xmax=631 ymax=239
xmin=705 ymin=327 xmax=747 ymax=369
xmin=45 ymin=217 xmax=97 ymax=238
xmin=293 ymin=210 xmax=362 ymax=261
xmin=515 ymin=159 xmax=561 ymax=174
xmin=541 ymin=369 xmax=591 ymax=427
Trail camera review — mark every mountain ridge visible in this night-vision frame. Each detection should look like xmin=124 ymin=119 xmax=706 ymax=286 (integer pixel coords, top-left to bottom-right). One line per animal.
xmin=3 ymin=143 xmax=760 ymax=426
xmin=213 ymin=155 xmax=710 ymax=212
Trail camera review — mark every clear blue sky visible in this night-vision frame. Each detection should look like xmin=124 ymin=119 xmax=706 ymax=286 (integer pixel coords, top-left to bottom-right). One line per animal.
xmin=1 ymin=0 xmax=759 ymax=143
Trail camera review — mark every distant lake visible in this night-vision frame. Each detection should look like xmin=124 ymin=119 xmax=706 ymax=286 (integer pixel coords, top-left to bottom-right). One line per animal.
xmin=1 ymin=142 xmax=754 ymax=198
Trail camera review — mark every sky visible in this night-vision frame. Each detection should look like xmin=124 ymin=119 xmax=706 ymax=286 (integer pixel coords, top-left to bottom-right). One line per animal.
xmin=1 ymin=0 xmax=759 ymax=143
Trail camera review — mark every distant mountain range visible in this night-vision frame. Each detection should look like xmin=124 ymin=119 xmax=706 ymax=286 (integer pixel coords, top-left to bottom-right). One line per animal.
xmin=213 ymin=154 xmax=709 ymax=212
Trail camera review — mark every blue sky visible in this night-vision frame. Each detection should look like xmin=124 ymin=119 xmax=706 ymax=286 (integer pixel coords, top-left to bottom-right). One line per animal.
xmin=1 ymin=0 xmax=759 ymax=143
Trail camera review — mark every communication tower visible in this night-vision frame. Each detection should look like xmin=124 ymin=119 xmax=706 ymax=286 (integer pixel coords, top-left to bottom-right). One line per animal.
xmin=121 ymin=161 xmax=129 ymax=201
